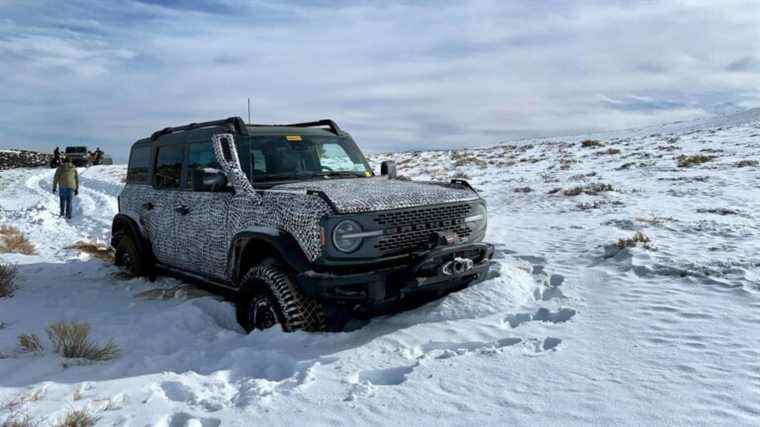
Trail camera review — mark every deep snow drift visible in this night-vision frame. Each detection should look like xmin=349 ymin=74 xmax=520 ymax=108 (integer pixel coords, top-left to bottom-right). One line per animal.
xmin=1 ymin=111 xmax=759 ymax=426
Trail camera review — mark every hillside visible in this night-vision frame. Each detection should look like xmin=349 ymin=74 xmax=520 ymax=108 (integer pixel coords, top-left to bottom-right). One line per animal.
xmin=1 ymin=112 xmax=759 ymax=425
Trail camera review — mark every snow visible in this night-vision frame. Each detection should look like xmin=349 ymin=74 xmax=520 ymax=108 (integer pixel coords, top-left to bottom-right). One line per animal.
xmin=1 ymin=112 xmax=760 ymax=425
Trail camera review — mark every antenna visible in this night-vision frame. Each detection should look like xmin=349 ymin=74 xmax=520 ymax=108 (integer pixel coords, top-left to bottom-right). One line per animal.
xmin=247 ymin=97 xmax=251 ymax=124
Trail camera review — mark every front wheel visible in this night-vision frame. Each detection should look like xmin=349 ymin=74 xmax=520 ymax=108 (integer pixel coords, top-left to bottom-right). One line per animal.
xmin=114 ymin=232 xmax=151 ymax=278
xmin=236 ymin=263 xmax=326 ymax=333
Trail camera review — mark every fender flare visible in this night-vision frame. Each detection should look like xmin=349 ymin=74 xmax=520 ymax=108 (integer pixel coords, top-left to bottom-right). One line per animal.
xmin=227 ymin=227 xmax=312 ymax=283
xmin=111 ymin=213 xmax=155 ymax=263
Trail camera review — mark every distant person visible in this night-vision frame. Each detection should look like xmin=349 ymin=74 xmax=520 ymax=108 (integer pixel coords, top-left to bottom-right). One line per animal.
xmin=51 ymin=146 xmax=61 ymax=167
xmin=95 ymin=147 xmax=103 ymax=164
xmin=52 ymin=157 xmax=79 ymax=219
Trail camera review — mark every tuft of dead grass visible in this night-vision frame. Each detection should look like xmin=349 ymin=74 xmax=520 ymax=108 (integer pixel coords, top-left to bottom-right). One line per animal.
xmin=53 ymin=408 xmax=99 ymax=427
xmin=580 ymin=139 xmax=604 ymax=148
xmin=65 ymin=242 xmax=114 ymax=263
xmin=0 ymin=226 xmax=36 ymax=255
xmin=734 ymin=159 xmax=758 ymax=168
xmin=46 ymin=322 xmax=120 ymax=362
xmin=17 ymin=334 xmax=43 ymax=353
xmin=0 ymin=263 xmax=19 ymax=298
xmin=561 ymin=183 xmax=614 ymax=196
xmin=617 ymin=231 xmax=653 ymax=250
xmin=676 ymin=154 xmax=715 ymax=168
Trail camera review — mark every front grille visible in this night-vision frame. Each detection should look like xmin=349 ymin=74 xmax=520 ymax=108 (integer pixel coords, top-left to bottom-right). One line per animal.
xmin=373 ymin=203 xmax=472 ymax=254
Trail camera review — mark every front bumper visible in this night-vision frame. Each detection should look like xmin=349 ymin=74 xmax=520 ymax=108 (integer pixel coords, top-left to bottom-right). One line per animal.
xmin=298 ymin=242 xmax=495 ymax=311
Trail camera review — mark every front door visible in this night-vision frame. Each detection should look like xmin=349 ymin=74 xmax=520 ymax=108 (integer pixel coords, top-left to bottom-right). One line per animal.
xmin=171 ymin=140 xmax=234 ymax=279
xmin=148 ymin=143 xmax=185 ymax=265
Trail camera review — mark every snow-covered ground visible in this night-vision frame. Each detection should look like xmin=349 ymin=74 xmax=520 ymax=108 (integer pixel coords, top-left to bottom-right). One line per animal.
xmin=1 ymin=111 xmax=759 ymax=425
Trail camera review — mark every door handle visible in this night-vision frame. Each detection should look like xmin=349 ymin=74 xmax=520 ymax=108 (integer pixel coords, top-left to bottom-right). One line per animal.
xmin=174 ymin=205 xmax=190 ymax=215
xmin=142 ymin=202 xmax=154 ymax=210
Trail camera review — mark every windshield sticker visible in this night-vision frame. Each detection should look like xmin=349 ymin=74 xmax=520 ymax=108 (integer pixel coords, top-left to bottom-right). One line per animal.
xmin=286 ymin=135 xmax=302 ymax=142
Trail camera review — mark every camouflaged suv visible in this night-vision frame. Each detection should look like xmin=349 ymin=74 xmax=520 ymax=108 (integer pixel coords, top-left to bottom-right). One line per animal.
xmin=111 ymin=117 xmax=494 ymax=332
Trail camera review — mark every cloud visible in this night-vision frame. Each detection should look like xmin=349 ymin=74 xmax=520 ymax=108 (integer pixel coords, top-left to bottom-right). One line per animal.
xmin=0 ymin=0 xmax=758 ymax=160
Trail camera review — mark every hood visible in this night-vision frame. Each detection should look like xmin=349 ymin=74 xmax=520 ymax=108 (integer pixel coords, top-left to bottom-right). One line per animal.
xmin=270 ymin=177 xmax=480 ymax=214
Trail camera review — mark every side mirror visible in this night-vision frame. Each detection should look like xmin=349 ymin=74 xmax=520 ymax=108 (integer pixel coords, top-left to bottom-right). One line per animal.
xmin=193 ymin=169 xmax=229 ymax=192
xmin=381 ymin=160 xmax=397 ymax=178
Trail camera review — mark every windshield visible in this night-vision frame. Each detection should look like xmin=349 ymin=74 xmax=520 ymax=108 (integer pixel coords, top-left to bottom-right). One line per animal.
xmin=65 ymin=147 xmax=87 ymax=154
xmin=248 ymin=135 xmax=372 ymax=181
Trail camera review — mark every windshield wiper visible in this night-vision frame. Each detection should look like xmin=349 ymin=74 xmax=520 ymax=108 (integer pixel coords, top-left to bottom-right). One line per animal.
xmin=318 ymin=171 xmax=367 ymax=178
xmin=254 ymin=172 xmax=322 ymax=181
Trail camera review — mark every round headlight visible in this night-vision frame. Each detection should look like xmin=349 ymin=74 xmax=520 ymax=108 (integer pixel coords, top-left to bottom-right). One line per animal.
xmin=465 ymin=204 xmax=487 ymax=233
xmin=332 ymin=220 xmax=363 ymax=253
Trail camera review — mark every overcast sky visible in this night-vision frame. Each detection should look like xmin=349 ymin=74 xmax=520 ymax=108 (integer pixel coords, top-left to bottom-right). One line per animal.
xmin=1 ymin=0 xmax=758 ymax=160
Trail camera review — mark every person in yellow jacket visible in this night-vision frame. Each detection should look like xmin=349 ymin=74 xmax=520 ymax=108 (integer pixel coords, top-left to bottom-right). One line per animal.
xmin=52 ymin=157 xmax=79 ymax=219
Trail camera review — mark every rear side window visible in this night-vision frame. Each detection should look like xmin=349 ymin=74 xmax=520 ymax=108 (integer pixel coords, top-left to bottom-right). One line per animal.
xmin=154 ymin=144 xmax=185 ymax=189
xmin=186 ymin=142 xmax=224 ymax=191
xmin=127 ymin=145 xmax=151 ymax=184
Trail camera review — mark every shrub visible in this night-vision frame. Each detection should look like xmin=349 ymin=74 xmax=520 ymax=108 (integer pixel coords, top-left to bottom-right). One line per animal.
xmin=606 ymin=148 xmax=621 ymax=155
xmin=580 ymin=139 xmax=604 ymax=148
xmin=617 ymin=231 xmax=652 ymax=250
xmin=0 ymin=226 xmax=35 ymax=255
xmin=17 ymin=334 xmax=43 ymax=353
xmin=513 ymin=186 xmax=532 ymax=193
xmin=54 ymin=409 xmax=98 ymax=427
xmin=0 ymin=263 xmax=18 ymax=298
xmin=46 ymin=322 xmax=120 ymax=362
xmin=65 ymin=242 xmax=114 ymax=263
xmin=676 ymin=154 xmax=715 ymax=168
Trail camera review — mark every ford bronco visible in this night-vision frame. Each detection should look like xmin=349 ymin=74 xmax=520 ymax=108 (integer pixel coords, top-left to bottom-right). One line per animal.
xmin=111 ymin=117 xmax=494 ymax=332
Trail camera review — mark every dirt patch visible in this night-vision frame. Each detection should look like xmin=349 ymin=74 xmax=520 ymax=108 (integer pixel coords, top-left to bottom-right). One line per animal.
xmin=66 ymin=241 xmax=115 ymax=263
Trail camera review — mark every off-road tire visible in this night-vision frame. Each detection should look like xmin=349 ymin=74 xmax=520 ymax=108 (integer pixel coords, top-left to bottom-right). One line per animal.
xmin=236 ymin=263 xmax=326 ymax=333
xmin=114 ymin=232 xmax=151 ymax=278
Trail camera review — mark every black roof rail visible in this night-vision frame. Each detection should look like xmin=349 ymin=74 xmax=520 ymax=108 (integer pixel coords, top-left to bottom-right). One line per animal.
xmin=150 ymin=116 xmax=248 ymax=141
xmin=283 ymin=119 xmax=341 ymax=135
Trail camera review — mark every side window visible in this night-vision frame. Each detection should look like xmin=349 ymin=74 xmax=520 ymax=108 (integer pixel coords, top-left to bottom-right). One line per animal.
xmin=126 ymin=145 xmax=151 ymax=184
xmin=187 ymin=142 xmax=225 ymax=191
xmin=154 ymin=144 xmax=184 ymax=189
xmin=252 ymin=149 xmax=267 ymax=176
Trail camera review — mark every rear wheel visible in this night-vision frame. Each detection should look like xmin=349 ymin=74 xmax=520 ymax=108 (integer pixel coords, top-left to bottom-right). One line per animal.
xmin=114 ymin=232 xmax=151 ymax=278
xmin=236 ymin=262 xmax=326 ymax=333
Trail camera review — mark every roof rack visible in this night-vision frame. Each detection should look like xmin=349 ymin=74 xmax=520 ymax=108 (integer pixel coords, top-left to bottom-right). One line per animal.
xmin=282 ymin=119 xmax=342 ymax=135
xmin=150 ymin=116 xmax=248 ymax=141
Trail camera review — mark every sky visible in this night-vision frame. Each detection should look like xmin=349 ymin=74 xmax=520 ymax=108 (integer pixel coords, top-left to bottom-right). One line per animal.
xmin=0 ymin=0 xmax=758 ymax=161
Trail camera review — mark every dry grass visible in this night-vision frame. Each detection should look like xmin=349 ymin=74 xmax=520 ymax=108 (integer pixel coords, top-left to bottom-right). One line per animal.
xmin=53 ymin=409 xmax=98 ymax=427
xmin=0 ymin=263 xmax=19 ymax=298
xmin=2 ymin=411 xmax=38 ymax=427
xmin=65 ymin=242 xmax=114 ymax=263
xmin=676 ymin=154 xmax=716 ymax=168
xmin=605 ymin=148 xmax=621 ymax=155
xmin=580 ymin=139 xmax=604 ymax=148
xmin=450 ymin=151 xmax=488 ymax=168
xmin=513 ymin=186 xmax=532 ymax=193
xmin=617 ymin=231 xmax=653 ymax=250
xmin=0 ymin=226 xmax=35 ymax=255
xmin=17 ymin=334 xmax=43 ymax=353
xmin=46 ymin=322 xmax=120 ymax=362
xmin=561 ymin=183 xmax=614 ymax=196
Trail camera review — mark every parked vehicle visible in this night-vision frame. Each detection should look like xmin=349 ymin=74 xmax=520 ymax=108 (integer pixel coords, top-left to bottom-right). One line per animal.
xmin=64 ymin=146 xmax=91 ymax=167
xmin=111 ymin=117 xmax=494 ymax=332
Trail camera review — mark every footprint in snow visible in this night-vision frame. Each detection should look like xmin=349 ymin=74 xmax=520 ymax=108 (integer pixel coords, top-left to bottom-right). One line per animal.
xmin=504 ymin=307 xmax=577 ymax=328
xmin=165 ymin=412 xmax=221 ymax=427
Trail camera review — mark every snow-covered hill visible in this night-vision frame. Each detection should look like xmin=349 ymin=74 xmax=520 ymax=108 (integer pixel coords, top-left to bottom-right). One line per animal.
xmin=1 ymin=112 xmax=759 ymax=426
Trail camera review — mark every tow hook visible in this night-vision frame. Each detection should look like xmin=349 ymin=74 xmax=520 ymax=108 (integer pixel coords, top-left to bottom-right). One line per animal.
xmin=442 ymin=257 xmax=475 ymax=275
